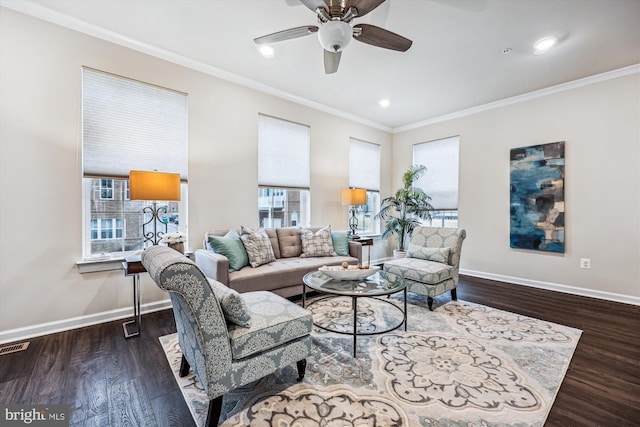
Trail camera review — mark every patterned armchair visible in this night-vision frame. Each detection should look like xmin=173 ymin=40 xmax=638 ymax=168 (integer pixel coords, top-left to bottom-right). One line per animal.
xmin=141 ymin=246 xmax=312 ymax=426
xmin=383 ymin=227 xmax=466 ymax=311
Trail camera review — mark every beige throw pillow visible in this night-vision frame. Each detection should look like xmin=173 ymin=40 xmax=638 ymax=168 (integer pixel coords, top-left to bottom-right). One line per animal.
xmin=240 ymin=226 xmax=276 ymax=267
xmin=300 ymin=226 xmax=337 ymax=258
xmin=408 ymin=245 xmax=451 ymax=264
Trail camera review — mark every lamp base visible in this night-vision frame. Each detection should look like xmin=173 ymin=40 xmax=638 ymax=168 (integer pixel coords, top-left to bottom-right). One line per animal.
xmin=348 ymin=207 xmax=360 ymax=240
xmin=142 ymin=202 xmax=168 ymax=246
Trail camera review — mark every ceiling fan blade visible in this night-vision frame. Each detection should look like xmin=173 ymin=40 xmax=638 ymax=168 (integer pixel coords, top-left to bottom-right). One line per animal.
xmin=254 ymin=26 xmax=319 ymax=44
xmin=345 ymin=0 xmax=386 ymax=17
xmin=353 ymin=23 xmax=412 ymax=51
xmin=299 ymin=0 xmax=329 ymax=13
xmin=324 ymin=49 xmax=341 ymax=74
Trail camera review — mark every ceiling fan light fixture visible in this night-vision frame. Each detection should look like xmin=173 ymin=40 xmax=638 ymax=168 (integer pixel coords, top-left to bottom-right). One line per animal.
xmin=318 ymin=20 xmax=352 ymax=53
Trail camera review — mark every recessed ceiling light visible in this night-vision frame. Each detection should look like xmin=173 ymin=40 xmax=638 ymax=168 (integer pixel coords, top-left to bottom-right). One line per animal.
xmin=533 ymin=37 xmax=557 ymax=55
xmin=259 ymin=45 xmax=275 ymax=59
xmin=379 ymin=99 xmax=390 ymax=108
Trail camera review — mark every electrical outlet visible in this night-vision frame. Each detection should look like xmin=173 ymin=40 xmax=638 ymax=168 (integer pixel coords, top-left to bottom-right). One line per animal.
xmin=580 ymin=258 xmax=591 ymax=269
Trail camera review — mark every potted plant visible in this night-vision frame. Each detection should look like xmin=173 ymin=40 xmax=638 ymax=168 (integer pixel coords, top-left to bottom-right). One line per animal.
xmin=375 ymin=165 xmax=433 ymax=258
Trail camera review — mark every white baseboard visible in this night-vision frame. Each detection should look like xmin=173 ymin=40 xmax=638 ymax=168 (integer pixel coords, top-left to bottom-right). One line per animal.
xmin=0 ymin=299 xmax=172 ymax=345
xmin=460 ymin=269 xmax=640 ymax=306
xmin=3 ymin=270 xmax=637 ymax=344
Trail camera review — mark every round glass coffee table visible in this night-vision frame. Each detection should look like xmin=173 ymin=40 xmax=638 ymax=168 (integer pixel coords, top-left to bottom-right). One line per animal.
xmin=302 ymin=270 xmax=407 ymax=357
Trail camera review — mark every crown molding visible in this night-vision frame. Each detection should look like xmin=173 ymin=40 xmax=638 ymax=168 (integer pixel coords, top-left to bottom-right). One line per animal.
xmin=393 ymin=64 xmax=640 ymax=133
xmin=2 ymin=1 xmax=636 ymax=136
xmin=0 ymin=0 xmax=392 ymax=133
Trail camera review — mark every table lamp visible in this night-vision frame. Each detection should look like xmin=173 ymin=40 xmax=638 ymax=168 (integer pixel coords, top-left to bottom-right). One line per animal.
xmin=129 ymin=170 xmax=181 ymax=246
xmin=341 ymin=188 xmax=366 ymax=239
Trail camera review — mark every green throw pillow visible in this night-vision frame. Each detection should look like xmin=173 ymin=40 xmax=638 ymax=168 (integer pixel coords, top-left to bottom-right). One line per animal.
xmin=207 ymin=229 xmax=249 ymax=272
xmin=331 ymin=230 xmax=350 ymax=256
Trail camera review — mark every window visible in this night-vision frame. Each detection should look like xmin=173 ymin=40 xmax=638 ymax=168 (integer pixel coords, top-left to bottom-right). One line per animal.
xmin=258 ymin=115 xmax=310 ymax=228
xmin=82 ymin=67 xmax=188 ymax=258
xmin=99 ymin=179 xmax=114 ymax=199
xmin=413 ymin=136 xmax=460 ymax=228
xmin=349 ymin=138 xmax=381 ymax=235
xmin=91 ymin=218 xmax=124 ymax=240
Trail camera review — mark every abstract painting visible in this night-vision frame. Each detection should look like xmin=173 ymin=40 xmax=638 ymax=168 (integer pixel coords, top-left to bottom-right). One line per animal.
xmin=510 ymin=141 xmax=565 ymax=252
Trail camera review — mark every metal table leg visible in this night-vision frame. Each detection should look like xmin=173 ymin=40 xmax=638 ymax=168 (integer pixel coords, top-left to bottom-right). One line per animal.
xmin=123 ymin=273 xmax=141 ymax=338
xmin=353 ymin=296 xmax=358 ymax=357
xmin=404 ymin=287 xmax=408 ymax=331
xmin=302 ymin=283 xmax=307 ymax=308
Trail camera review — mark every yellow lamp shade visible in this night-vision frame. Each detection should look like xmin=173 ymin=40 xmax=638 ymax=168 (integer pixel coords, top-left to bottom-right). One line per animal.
xmin=129 ymin=170 xmax=181 ymax=201
xmin=341 ymin=188 xmax=367 ymax=206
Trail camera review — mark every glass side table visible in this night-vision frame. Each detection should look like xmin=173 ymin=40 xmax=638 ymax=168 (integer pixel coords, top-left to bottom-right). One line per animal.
xmin=302 ymin=270 xmax=406 ymax=357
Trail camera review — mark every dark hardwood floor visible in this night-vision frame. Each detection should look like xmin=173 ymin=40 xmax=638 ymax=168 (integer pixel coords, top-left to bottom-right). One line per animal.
xmin=1 ymin=275 xmax=638 ymax=426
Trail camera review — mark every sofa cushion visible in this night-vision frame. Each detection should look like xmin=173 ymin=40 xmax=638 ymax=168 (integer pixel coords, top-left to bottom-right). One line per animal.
xmin=265 ymin=228 xmax=281 ymax=259
xmin=227 ymin=291 xmax=313 ymax=359
xmin=207 ymin=278 xmax=252 ymax=327
xmin=300 ymin=226 xmax=336 ymax=258
xmin=276 ymin=227 xmax=303 ymax=258
xmin=240 ymin=226 xmax=277 ymax=268
xmin=207 ymin=229 xmax=250 ymax=272
xmin=228 ymin=255 xmax=357 ymax=293
xmin=408 ymin=245 xmax=451 ymax=264
xmin=331 ymin=230 xmax=350 ymax=256
xmin=384 ymin=257 xmax=455 ymax=285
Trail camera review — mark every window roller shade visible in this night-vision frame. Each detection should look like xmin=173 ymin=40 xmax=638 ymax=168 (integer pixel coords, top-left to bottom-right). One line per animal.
xmin=413 ymin=136 xmax=460 ymax=210
xmin=349 ymin=138 xmax=380 ymax=191
xmin=258 ymin=115 xmax=310 ymax=189
xmin=82 ymin=68 xmax=188 ymax=181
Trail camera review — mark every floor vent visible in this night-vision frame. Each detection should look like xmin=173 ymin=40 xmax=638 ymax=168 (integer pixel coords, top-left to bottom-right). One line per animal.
xmin=0 ymin=342 xmax=30 ymax=355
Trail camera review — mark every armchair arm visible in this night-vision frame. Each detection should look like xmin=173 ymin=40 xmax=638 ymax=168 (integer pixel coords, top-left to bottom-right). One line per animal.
xmin=348 ymin=240 xmax=363 ymax=264
xmin=195 ymin=249 xmax=230 ymax=285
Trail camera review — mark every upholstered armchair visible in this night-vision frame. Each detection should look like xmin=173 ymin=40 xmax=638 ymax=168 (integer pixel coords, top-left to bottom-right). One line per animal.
xmin=383 ymin=227 xmax=466 ymax=311
xmin=141 ymin=246 xmax=312 ymax=426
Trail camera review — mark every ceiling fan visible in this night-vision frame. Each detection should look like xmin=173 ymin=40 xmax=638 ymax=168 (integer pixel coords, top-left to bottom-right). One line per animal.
xmin=253 ymin=0 xmax=412 ymax=74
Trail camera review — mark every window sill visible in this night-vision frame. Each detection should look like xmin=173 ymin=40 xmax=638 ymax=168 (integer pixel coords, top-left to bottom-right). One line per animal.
xmin=77 ymin=254 xmax=130 ymax=274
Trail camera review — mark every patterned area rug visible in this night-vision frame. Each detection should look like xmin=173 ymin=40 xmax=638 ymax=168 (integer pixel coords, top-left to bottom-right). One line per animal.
xmin=159 ymin=294 xmax=581 ymax=426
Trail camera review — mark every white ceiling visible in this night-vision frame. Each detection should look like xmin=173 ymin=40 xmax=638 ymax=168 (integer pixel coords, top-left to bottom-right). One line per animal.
xmin=4 ymin=0 xmax=639 ymax=130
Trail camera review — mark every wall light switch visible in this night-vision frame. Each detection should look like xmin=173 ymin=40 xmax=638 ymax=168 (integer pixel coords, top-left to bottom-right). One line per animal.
xmin=580 ymin=258 xmax=591 ymax=269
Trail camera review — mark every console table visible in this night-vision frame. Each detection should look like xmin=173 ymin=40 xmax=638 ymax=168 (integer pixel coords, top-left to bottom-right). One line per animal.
xmin=121 ymin=255 xmax=144 ymax=338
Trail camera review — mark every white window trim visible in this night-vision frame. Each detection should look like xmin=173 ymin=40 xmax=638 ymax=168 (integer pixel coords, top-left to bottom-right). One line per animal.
xmin=80 ymin=68 xmax=189 ymax=266
xmin=349 ymin=138 xmax=381 ymax=235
